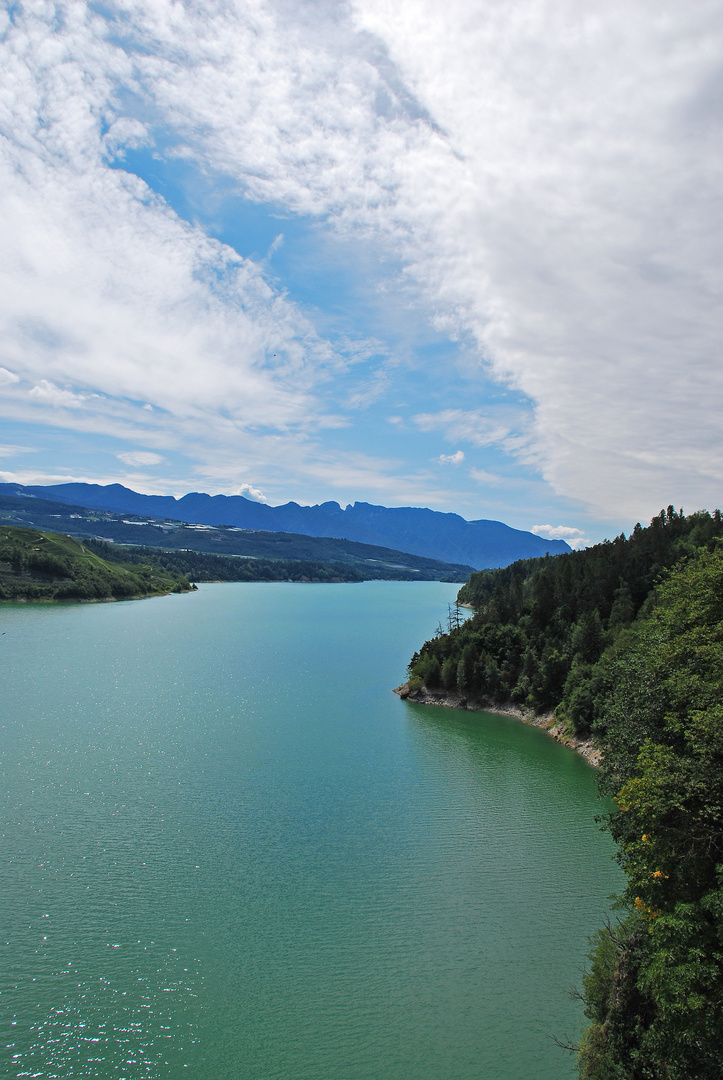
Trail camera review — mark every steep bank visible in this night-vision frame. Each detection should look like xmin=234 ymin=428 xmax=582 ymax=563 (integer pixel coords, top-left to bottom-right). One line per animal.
xmin=393 ymin=681 xmax=601 ymax=765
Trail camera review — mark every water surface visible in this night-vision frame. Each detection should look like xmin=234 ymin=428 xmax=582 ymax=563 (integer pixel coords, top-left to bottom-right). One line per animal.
xmin=0 ymin=582 xmax=620 ymax=1079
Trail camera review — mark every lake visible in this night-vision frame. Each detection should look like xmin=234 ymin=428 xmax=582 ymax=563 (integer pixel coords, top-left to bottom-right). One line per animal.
xmin=0 ymin=581 xmax=621 ymax=1079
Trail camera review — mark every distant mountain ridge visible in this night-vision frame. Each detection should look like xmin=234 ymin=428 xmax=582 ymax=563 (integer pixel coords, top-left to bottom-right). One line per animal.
xmin=1 ymin=483 xmax=571 ymax=568
xmin=0 ymin=490 xmax=474 ymax=582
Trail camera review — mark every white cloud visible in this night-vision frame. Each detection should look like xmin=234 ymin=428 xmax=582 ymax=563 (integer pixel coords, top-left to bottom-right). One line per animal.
xmin=102 ymin=117 xmax=150 ymax=159
xmin=0 ymin=467 xmax=177 ymax=494
xmin=2 ymin=1 xmax=723 ymax=521
xmin=267 ymin=234 xmax=284 ymax=258
xmin=135 ymin=0 xmax=719 ymax=520
xmin=439 ymin=450 xmax=464 ymax=465
xmin=533 ymin=524 xmax=589 ymax=550
xmin=117 ymin=450 xmax=164 ymax=467
xmin=532 ymin=524 xmax=585 ymax=540
xmin=28 ymin=381 xmax=88 ymax=409
xmin=254 ymin=448 xmax=455 ymax=506
xmin=351 ymin=1 xmax=723 ymax=520
xmin=414 ymin=410 xmax=520 ymax=450
xmin=0 ymin=4 xmax=349 ymax=465
xmin=0 ymin=444 xmax=36 ymax=459
xmin=346 ymin=366 xmax=393 ymax=409
xmin=234 ymin=483 xmax=269 ymax=503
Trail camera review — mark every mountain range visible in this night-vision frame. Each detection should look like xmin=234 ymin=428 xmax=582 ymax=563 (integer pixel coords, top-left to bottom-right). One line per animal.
xmin=0 ymin=483 xmax=571 ymax=568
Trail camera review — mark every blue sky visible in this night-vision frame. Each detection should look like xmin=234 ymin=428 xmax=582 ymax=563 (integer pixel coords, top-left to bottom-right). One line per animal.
xmin=2 ymin=1 xmax=722 ymax=547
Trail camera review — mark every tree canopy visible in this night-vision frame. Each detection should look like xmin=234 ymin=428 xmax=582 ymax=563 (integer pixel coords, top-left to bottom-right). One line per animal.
xmin=405 ymin=507 xmax=723 ymax=733
xmin=578 ymin=547 xmax=723 ymax=1079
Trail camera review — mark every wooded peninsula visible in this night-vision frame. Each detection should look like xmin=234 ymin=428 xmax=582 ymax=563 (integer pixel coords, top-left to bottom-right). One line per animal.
xmin=399 ymin=507 xmax=723 ymax=1079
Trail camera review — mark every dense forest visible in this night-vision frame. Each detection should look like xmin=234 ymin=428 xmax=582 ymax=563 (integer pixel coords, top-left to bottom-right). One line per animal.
xmin=401 ymin=507 xmax=723 ymax=1078
xmin=0 ymin=527 xmax=192 ymax=600
xmin=405 ymin=506 xmax=723 ymax=733
xmin=578 ymin=547 xmax=723 ymax=1078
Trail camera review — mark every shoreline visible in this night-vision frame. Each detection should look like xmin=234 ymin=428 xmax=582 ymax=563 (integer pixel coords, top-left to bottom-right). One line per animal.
xmin=393 ymin=683 xmax=601 ymax=766
xmin=0 ymin=588 xmax=192 ymax=605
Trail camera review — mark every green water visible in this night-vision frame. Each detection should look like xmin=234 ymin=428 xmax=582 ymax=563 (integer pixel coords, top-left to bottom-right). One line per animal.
xmin=0 ymin=582 xmax=621 ymax=1079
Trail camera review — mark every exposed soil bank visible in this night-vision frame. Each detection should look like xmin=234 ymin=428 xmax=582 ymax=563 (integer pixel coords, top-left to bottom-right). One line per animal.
xmin=393 ymin=682 xmax=601 ymax=767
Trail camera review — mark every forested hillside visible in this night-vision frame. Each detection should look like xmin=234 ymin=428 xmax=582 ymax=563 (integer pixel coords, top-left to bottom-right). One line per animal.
xmin=0 ymin=527 xmax=191 ymax=601
xmin=404 ymin=507 xmax=723 ymax=732
xmin=577 ymin=547 xmax=723 ymax=1078
xmin=400 ymin=507 xmax=723 ymax=1077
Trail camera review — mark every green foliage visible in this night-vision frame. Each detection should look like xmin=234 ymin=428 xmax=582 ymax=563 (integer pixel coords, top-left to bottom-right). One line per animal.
xmin=0 ymin=526 xmax=191 ymax=601
xmin=602 ymin=550 xmax=723 ymax=908
xmin=577 ymin=915 xmax=656 ymax=1080
xmin=405 ymin=508 xmax=723 ymax=731
xmin=578 ymin=898 xmax=723 ymax=1079
xmin=577 ymin=547 xmax=723 ymax=1079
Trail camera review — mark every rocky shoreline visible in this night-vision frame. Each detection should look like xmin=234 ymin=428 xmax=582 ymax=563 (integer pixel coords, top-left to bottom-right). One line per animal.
xmin=393 ymin=683 xmax=601 ymax=766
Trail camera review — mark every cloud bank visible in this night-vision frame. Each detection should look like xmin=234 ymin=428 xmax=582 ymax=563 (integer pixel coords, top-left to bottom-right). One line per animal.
xmin=1 ymin=0 xmax=721 ymax=527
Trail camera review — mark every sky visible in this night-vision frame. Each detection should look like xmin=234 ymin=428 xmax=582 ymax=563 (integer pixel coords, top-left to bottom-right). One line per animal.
xmin=1 ymin=0 xmax=722 ymax=547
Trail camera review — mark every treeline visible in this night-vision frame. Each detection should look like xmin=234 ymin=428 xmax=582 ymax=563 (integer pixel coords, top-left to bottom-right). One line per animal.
xmin=87 ymin=541 xmax=403 ymax=584
xmin=405 ymin=507 xmax=723 ymax=732
xmin=0 ymin=527 xmax=191 ymax=601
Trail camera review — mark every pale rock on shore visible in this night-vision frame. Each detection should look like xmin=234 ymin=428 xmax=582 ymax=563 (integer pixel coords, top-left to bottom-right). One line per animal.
xmin=393 ymin=683 xmax=601 ymax=767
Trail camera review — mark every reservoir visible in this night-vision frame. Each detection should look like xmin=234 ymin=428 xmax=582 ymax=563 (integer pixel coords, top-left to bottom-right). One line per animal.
xmin=1 ymin=581 xmax=621 ymax=1079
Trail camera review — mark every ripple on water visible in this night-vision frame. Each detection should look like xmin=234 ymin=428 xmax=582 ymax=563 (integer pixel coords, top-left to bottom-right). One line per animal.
xmin=1 ymin=583 xmax=621 ymax=1080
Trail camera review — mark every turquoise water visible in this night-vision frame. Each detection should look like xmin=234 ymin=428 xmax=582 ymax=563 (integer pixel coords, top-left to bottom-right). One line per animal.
xmin=0 ymin=582 xmax=620 ymax=1079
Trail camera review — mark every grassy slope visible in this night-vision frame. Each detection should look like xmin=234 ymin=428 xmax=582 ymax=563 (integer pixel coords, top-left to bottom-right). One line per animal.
xmin=0 ymin=526 xmax=192 ymax=601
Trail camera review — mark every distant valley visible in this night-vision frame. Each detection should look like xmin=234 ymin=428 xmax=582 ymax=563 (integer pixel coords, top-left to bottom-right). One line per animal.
xmin=0 ymin=482 xmax=570 ymax=569
xmin=0 ymin=489 xmax=475 ymax=584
